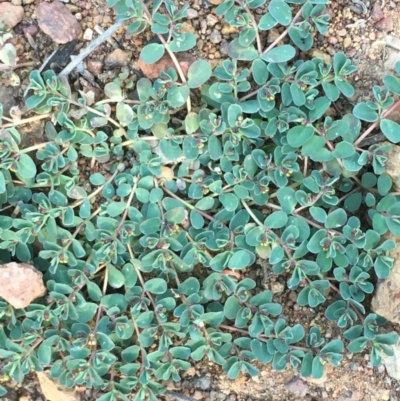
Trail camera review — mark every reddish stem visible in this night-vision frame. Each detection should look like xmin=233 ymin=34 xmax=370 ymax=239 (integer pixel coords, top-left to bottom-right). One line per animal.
xmin=354 ymin=99 xmax=400 ymax=147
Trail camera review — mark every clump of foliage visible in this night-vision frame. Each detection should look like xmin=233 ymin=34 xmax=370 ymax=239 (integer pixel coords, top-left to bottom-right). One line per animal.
xmin=0 ymin=18 xmax=23 ymax=87
xmin=1 ymin=0 xmax=400 ymax=399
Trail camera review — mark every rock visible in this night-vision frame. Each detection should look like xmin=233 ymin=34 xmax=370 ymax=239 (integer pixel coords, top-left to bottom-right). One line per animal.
xmin=200 ymin=19 xmax=207 ymax=34
xmin=267 ymin=28 xmax=281 ymax=43
xmin=382 ymin=340 xmax=400 ymax=380
xmin=343 ymin=37 xmax=352 ymax=48
xmin=36 ymin=0 xmax=81 ymax=44
xmin=210 ymin=29 xmax=222 ymax=44
xmin=376 ymin=142 xmax=400 ymax=191
xmin=87 ymin=59 xmax=103 ymax=76
xmin=206 ymin=14 xmax=219 ymax=27
xmin=37 ymin=372 xmax=80 ymax=401
xmin=192 ymin=391 xmax=204 ymax=400
xmin=0 ymin=262 xmax=46 ymax=309
xmin=384 ymin=49 xmax=400 ymax=71
xmin=194 ymin=375 xmax=211 ymax=390
xmin=181 ymin=22 xmax=196 ymax=35
xmin=386 ymin=35 xmax=400 ymax=51
xmin=83 ymin=28 xmax=93 ymax=41
xmin=271 ymin=281 xmax=284 ymax=294
xmin=349 ymin=362 xmax=359 ymax=371
xmin=137 ymin=53 xmax=195 ymax=80
xmin=285 ymin=376 xmax=309 ymax=397
xmin=309 ymin=49 xmax=332 ymax=64
xmin=221 ymin=23 xmax=238 ymax=35
xmin=187 ymin=8 xmax=198 ymax=19
xmin=346 ymin=48 xmax=357 ymax=58
xmin=379 ymin=389 xmax=391 ymax=400
xmin=328 ymin=36 xmax=338 ymax=45
xmin=0 ymin=3 xmax=24 ymax=28
xmin=377 ymin=364 xmax=386 ymax=373
xmin=219 ymin=39 xmax=229 ymax=55
xmin=208 ymin=0 xmax=223 ymax=4
xmin=375 ymin=17 xmax=394 ymax=32
xmin=371 ymin=2 xmax=385 ymax=22
xmin=105 ymin=49 xmax=133 ymax=68
xmin=166 ymin=391 xmax=200 ymax=401
xmin=23 ymin=24 xmax=39 ymax=37
xmin=371 ymin=225 xmax=400 ymax=323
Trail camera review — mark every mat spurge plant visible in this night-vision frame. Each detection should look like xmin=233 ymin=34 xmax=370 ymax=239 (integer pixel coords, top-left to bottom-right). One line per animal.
xmin=0 ymin=0 xmax=400 ymax=399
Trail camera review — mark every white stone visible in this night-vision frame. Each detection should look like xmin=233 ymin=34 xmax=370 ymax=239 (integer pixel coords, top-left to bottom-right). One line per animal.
xmin=382 ymin=338 xmax=400 ymax=380
xmin=83 ymin=28 xmax=93 ymax=41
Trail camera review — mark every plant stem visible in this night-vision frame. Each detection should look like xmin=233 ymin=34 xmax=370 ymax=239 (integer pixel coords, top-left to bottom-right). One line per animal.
xmin=95 ymin=98 xmax=142 ymax=106
xmin=89 ymin=306 xmax=104 ymax=362
xmin=303 ymin=156 xmax=308 ymax=176
xmin=116 ymin=177 xmax=138 ymax=232
xmin=132 ymin=318 xmax=147 ymax=370
xmin=162 ymin=186 xmax=215 ymax=222
xmin=137 ymin=0 xmax=192 ymax=112
xmin=18 ymin=142 xmax=51 ymax=153
xmin=354 ymin=99 xmax=400 ymax=146
xmin=293 ymin=192 xmax=323 ymax=214
xmin=337 ymin=187 xmax=360 ymax=204
xmin=237 ymin=0 xmax=262 ymax=53
xmin=242 ymin=199 xmax=293 ymax=257
xmin=67 ymin=98 xmax=123 ymax=129
xmin=0 ymin=113 xmax=51 ymax=129
xmin=328 ymin=282 xmax=364 ymax=323
xmin=241 ymin=199 xmax=265 ymax=227
xmin=127 ymin=243 xmax=156 ymax=308
xmin=0 ymin=61 xmax=36 ymax=71
xmin=71 ymin=168 xmax=119 ymax=208
xmin=262 ymin=4 xmax=305 ymax=54
xmin=119 ymin=133 xmax=203 ymax=147
xmin=218 ymin=324 xmax=311 ymax=352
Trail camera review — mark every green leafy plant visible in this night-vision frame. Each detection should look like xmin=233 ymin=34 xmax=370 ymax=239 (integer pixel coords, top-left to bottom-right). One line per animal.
xmin=0 ymin=18 xmax=35 ymax=87
xmin=0 ymin=0 xmax=400 ymax=399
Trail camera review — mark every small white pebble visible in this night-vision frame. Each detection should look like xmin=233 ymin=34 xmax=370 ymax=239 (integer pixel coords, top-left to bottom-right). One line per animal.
xmin=83 ymin=28 xmax=93 ymax=41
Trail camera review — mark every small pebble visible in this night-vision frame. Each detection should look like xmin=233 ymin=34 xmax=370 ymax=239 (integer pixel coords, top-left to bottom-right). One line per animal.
xmin=286 ymin=377 xmax=309 ymax=397
xmin=105 ymin=49 xmax=132 ymax=67
xmin=187 ymin=8 xmax=198 ymax=19
xmin=83 ymin=28 xmax=93 ymax=40
xmin=23 ymin=25 xmax=39 ymax=37
xmin=194 ymin=376 xmax=211 ymax=390
xmin=200 ymin=19 xmax=207 ymax=34
xmin=206 ymin=14 xmax=219 ymax=27
xmin=343 ymin=37 xmax=352 ymax=48
xmin=219 ymin=39 xmax=228 ymax=55
xmin=210 ymin=29 xmax=222 ymax=44
xmin=375 ymin=17 xmax=394 ymax=32
xmin=349 ymin=362 xmax=359 ymax=371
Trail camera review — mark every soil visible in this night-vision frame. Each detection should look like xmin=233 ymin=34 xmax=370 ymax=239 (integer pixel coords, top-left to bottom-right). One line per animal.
xmin=1 ymin=0 xmax=400 ymax=400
